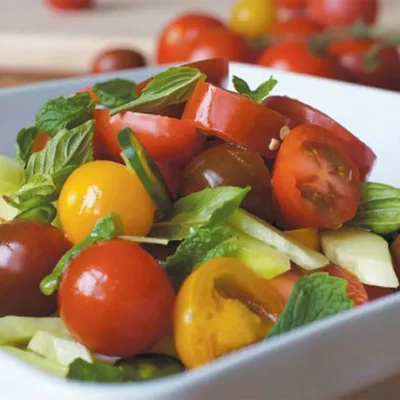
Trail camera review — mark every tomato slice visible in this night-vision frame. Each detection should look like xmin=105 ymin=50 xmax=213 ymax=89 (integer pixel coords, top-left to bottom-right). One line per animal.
xmin=364 ymin=285 xmax=394 ymax=301
xmin=272 ymin=124 xmax=361 ymax=229
xmin=182 ymin=81 xmax=288 ymax=158
xmin=324 ymin=264 xmax=368 ymax=306
xmin=94 ymin=109 xmax=204 ymax=167
xmin=264 ymin=96 xmax=376 ymax=180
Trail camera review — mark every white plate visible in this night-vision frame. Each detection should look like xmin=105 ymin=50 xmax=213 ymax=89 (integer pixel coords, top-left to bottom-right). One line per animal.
xmin=1 ymin=63 xmax=400 ymax=400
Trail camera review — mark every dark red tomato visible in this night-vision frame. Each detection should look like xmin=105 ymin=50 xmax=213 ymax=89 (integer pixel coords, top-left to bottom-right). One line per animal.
xmin=273 ymin=0 xmax=308 ymax=9
xmin=59 ymin=240 xmax=175 ymax=357
xmin=157 ymin=13 xmax=224 ymax=64
xmin=32 ymin=131 xmax=51 ymax=153
xmin=364 ymin=285 xmax=394 ymax=301
xmin=180 ymin=143 xmax=275 ymax=223
xmin=90 ymin=48 xmax=147 ymax=74
xmin=157 ymin=163 xmax=181 ymax=200
xmin=264 ymin=96 xmax=376 ymax=180
xmin=0 ymin=220 xmax=71 ymax=317
xmin=328 ymin=39 xmax=400 ymax=91
xmin=308 ymin=0 xmax=378 ymax=28
xmin=180 ymin=27 xmax=254 ymax=64
xmin=325 ymin=264 xmax=368 ymax=306
xmin=267 ymin=17 xmax=323 ymax=39
xmin=182 ymin=81 xmax=287 ymax=159
xmin=45 ymin=0 xmax=93 ymax=10
xmin=258 ymin=41 xmax=339 ymax=79
xmin=272 ymin=124 xmax=361 ymax=229
xmin=93 ymin=109 xmax=204 ymax=167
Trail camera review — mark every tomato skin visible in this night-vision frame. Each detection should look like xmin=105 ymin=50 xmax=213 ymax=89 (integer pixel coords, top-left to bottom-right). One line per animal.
xmin=174 ymin=257 xmax=283 ymax=369
xmin=182 ymin=81 xmax=287 ymax=159
xmin=267 ymin=17 xmax=323 ymax=39
xmin=0 ymin=220 xmax=71 ymax=317
xmin=328 ymin=39 xmax=400 ymax=92
xmin=32 ymin=131 xmax=51 ymax=153
xmin=230 ymin=0 xmax=277 ymax=38
xmin=269 ymin=265 xmax=305 ymax=304
xmin=45 ymin=0 xmax=93 ymax=10
xmin=157 ymin=13 xmax=224 ymax=64
xmin=308 ymin=0 xmax=378 ymax=28
xmin=324 ymin=264 xmax=368 ymax=306
xmin=157 ymin=163 xmax=181 ymax=201
xmin=59 ymin=160 xmax=155 ymax=244
xmin=273 ymin=0 xmax=308 ymax=10
xmin=180 ymin=27 xmax=254 ymax=64
xmin=272 ymin=124 xmax=361 ymax=229
xmin=90 ymin=48 xmax=146 ymax=74
xmin=180 ymin=143 xmax=275 ymax=223
xmin=258 ymin=41 xmax=339 ymax=79
xmin=264 ymin=96 xmax=376 ymax=180
xmin=94 ymin=109 xmax=204 ymax=167
xmin=59 ymin=240 xmax=175 ymax=357
xmin=364 ymin=285 xmax=394 ymax=301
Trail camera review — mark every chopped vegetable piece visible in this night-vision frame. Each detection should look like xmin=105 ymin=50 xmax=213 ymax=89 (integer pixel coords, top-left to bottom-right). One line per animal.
xmin=285 ymin=228 xmax=320 ymax=251
xmin=68 ymin=358 xmax=124 ymax=383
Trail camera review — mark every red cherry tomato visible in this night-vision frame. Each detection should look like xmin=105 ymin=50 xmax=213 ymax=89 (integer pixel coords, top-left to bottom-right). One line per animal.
xmin=94 ymin=109 xmax=204 ymax=167
xmin=182 ymin=81 xmax=287 ymax=159
xmin=157 ymin=13 xmax=224 ymax=64
xmin=272 ymin=124 xmax=361 ymax=229
xmin=45 ymin=0 xmax=93 ymax=10
xmin=308 ymin=0 xmax=378 ymax=27
xmin=59 ymin=240 xmax=175 ymax=357
xmin=156 ymin=163 xmax=181 ymax=200
xmin=364 ymin=285 xmax=394 ymax=302
xmin=264 ymin=96 xmax=376 ymax=180
xmin=32 ymin=131 xmax=51 ymax=153
xmin=324 ymin=264 xmax=368 ymax=306
xmin=267 ymin=17 xmax=323 ymax=39
xmin=258 ymin=41 xmax=339 ymax=79
xmin=0 ymin=220 xmax=71 ymax=317
xmin=273 ymin=0 xmax=308 ymax=10
xmin=180 ymin=27 xmax=254 ymax=64
xmin=90 ymin=48 xmax=146 ymax=74
xmin=328 ymin=39 xmax=400 ymax=92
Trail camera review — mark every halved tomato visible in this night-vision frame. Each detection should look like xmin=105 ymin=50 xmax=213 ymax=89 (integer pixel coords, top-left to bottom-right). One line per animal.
xmin=182 ymin=81 xmax=287 ymax=158
xmin=264 ymin=96 xmax=376 ymax=179
xmin=272 ymin=124 xmax=361 ymax=229
xmin=93 ymin=109 xmax=205 ymax=167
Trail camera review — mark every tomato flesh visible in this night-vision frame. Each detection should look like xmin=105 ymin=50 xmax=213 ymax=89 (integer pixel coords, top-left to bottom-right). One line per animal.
xmin=45 ymin=0 xmax=93 ymax=10
xmin=272 ymin=124 xmax=361 ymax=229
xmin=182 ymin=81 xmax=287 ymax=159
xmin=264 ymin=96 xmax=376 ymax=179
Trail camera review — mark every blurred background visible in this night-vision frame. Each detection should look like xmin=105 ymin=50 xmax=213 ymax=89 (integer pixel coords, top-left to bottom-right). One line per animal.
xmin=1 ymin=0 xmax=400 ymax=91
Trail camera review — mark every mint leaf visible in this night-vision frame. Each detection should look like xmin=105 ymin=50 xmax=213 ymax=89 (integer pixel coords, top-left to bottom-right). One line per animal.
xmin=15 ymin=127 xmax=38 ymax=166
xmin=26 ymin=120 xmax=94 ymax=180
xmin=267 ymin=273 xmax=353 ymax=339
xmin=92 ymin=78 xmax=137 ymax=108
xmin=111 ymin=67 xmax=206 ymax=115
xmin=36 ymin=92 xmax=95 ymax=136
xmin=15 ymin=203 xmax=57 ymax=224
xmin=349 ymin=182 xmax=400 ymax=234
xmin=67 ymin=359 xmax=124 ymax=383
xmin=151 ymin=186 xmax=250 ymax=240
xmin=233 ymin=75 xmax=277 ymax=103
xmin=41 ymin=213 xmax=123 ymax=295
xmin=165 ymin=226 xmax=239 ymax=291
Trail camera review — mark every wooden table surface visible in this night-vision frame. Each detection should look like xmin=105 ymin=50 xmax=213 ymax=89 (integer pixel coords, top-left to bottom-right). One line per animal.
xmin=1 ymin=1 xmax=400 ymax=398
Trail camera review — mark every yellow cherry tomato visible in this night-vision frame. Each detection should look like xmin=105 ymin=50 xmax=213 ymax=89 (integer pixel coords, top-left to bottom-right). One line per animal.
xmin=284 ymin=228 xmax=320 ymax=250
xmin=174 ymin=257 xmax=284 ymax=369
xmin=230 ymin=0 xmax=277 ymax=38
xmin=59 ymin=160 xmax=155 ymax=244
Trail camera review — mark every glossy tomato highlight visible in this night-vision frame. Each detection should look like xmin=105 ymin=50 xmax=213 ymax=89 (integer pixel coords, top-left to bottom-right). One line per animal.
xmin=59 ymin=240 xmax=175 ymax=357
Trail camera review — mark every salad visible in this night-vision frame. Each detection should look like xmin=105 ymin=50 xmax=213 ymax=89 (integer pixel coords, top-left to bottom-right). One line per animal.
xmin=0 ymin=58 xmax=399 ymax=383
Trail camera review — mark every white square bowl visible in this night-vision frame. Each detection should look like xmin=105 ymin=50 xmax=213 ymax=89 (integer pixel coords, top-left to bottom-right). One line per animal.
xmin=1 ymin=63 xmax=400 ymax=400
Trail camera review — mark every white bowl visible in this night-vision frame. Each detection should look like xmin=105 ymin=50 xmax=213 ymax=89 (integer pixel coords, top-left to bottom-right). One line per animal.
xmin=1 ymin=63 xmax=400 ymax=399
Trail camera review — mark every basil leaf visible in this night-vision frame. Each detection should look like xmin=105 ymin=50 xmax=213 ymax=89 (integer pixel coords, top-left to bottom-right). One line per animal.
xmin=165 ymin=226 xmax=239 ymax=291
xmin=25 ymin=120 xmax=94 ymax=181
xmin=118 ymin=128 xmax=172 ymax=220
xmin=92 ymin=78 xmax=137 ymax=108
xmin=349 ymin=182 xmax=400 ymax=234
xmin=41 ymin=213 xmax=123 ymax=295
xmin=267 ymin=273 xmax=353 ymax=339
xmin=151 ymin=186 xmax=250 ymax=240
xmin=111 ymin=67 xmax=206 ymax=115
xmin=233 ymin=75 xmax=278 ymax=103
xmin=67 ymin=359 xmax=124 ymax=383
xmin=15 ymin=203 xmax=57 ymax=224
xmin=15 ymin=127 xmax=38 ymax=166
xmin=36 ymin=92 xmax=95 ymax=136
